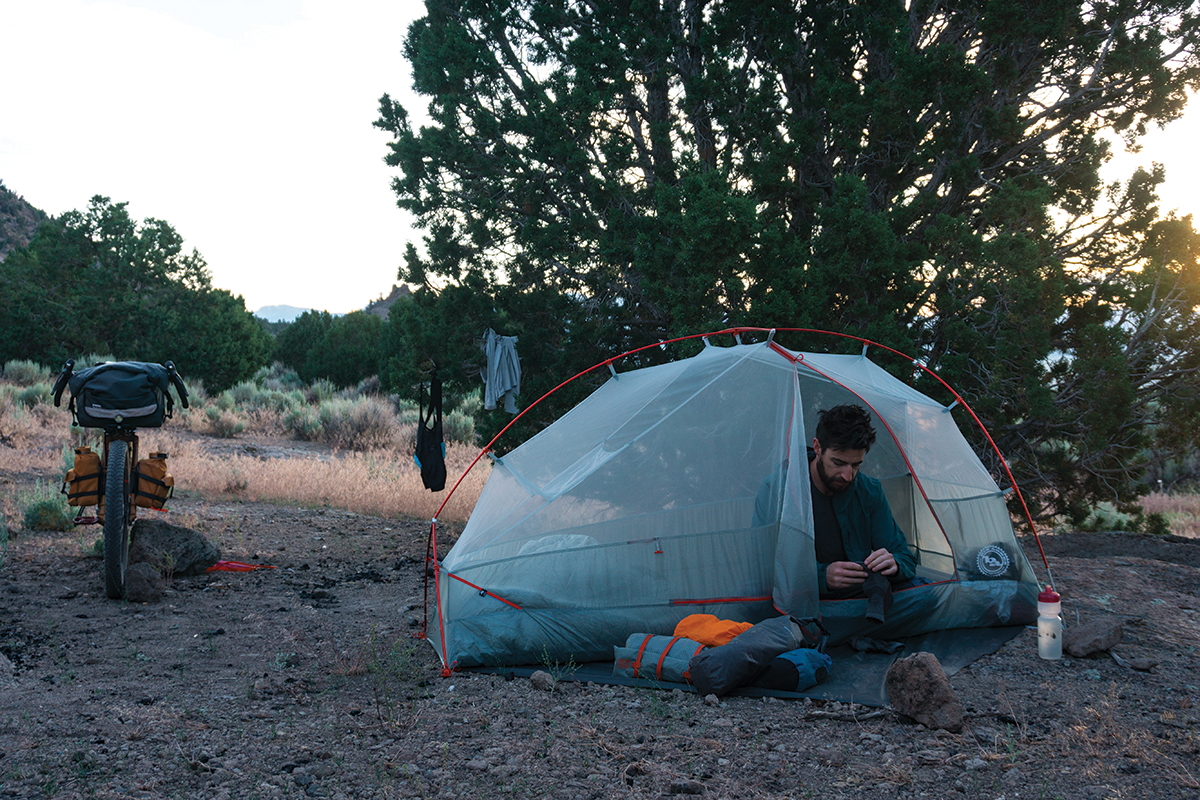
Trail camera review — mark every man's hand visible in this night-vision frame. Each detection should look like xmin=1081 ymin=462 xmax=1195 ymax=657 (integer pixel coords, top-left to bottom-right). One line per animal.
xmin=825 ymin=561 xmax=868 ymax=590
xmin=863 ymin=548 xmax=898 ymax=576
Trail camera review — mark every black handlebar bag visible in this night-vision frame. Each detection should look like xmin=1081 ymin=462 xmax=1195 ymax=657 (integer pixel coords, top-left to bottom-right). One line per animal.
xmin=68 ymin=362 xmax=173 ymax=429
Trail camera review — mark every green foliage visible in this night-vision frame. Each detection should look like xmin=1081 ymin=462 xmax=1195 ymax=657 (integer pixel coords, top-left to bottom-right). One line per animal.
xmin=303 ymin=311 xmax=384 ymax=388
xmin=1 ymin=382 xmax=52 ymax=409
xmin=205 ymin=406 xmax=247 ymax=438
xmin=228 ymin=380 xmax=260 ymax=406
xmin=306 ymin=378 xmax=340 ymax=404
xmin=256 ymin=317 xmax=290 ymax=337
xmin=316 ymin=396 xmax=399 ymax=450
xmin=284 ymin=404 xmax=323 ymax=440
xmin=378 ymin=0 xmax=1200 ymax=515
xmin=275 ymin=311 xmax=385 ymax=389
xmin=21 ymin=482 xmax=74 ymax=532
xmin=2 ymin=359 xmax=52 ymax=385
xmin=274 ymin=310 xmax=334 ymax=379
xmin=0 ymin=197 xmax=270 ymax=391
xmin=443 ymin=409 xmax=476 ymax=445
xmin=1072 ymin=503 xmax=1172 ymax=536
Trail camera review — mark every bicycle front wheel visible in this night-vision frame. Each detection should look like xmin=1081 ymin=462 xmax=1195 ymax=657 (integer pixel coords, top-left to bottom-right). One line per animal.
xmin=104 ymin=439 xmax=132 ymax=599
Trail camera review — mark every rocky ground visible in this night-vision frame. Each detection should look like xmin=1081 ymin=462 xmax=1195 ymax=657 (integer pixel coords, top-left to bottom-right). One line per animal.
xmin=1 ymin=486 xmax=1198 ymax=799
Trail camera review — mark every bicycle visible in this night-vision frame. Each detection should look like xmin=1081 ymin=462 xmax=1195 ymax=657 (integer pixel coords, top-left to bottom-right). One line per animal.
xmin=52 ymin=359 xmax=190 ymax=599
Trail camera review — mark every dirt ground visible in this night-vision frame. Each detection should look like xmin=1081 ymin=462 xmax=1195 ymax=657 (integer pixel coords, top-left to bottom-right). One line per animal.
xmin=1 ymin=463 xmax=1198 ymax=799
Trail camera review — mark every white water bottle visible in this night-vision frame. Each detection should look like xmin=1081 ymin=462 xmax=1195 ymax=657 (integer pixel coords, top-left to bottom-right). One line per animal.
xmin=1037 ymin=586 xmax=1062 ymax=660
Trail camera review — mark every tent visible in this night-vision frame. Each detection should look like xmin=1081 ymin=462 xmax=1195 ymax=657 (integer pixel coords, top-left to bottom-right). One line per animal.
xmin=425 ymin=332 xmax=1042 ymax=672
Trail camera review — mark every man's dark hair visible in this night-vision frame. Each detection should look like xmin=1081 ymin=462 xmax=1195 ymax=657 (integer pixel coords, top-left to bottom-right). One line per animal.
xmin=814 ymin=404 xmax=877 ymax=452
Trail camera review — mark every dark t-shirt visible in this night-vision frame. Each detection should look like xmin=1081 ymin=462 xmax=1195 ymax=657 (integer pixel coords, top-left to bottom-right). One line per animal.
xmin=814 ymin=477 xmax=868 ymax=599
xmin=812 ymin=478 xmax=846 ymax=564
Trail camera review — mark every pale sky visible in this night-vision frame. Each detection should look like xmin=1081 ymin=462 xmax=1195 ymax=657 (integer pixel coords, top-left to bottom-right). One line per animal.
xmin=2 ymin=1 xmax=1198 ymax=317
xmin=1 ymin=0 xmax=425 ymax=315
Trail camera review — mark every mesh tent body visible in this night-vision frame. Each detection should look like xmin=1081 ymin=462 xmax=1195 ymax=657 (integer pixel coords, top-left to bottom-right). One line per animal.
xmin=429 ymin=341 xmax=1039 ymax=669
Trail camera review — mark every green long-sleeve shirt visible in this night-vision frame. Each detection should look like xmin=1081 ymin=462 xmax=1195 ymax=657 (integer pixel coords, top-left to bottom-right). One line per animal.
xmin=816 ymin=470 xmax=917 ymax=596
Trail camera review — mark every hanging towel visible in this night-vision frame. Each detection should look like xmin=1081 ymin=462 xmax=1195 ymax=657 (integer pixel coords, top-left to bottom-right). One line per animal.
xmin=481 ymin=328 xmax=521 ymax=413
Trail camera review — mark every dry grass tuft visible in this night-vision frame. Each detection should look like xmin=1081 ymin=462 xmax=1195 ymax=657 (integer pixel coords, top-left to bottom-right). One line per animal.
xmin=138 ymin=431 xmax=487 ymax=522
xmin=2 ymin=399 xmax=488 ymax=524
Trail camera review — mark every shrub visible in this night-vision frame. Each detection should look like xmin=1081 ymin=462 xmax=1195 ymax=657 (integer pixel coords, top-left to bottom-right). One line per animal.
xmin=213 ymin=390 xmax=236 ymax=412
xmin=180 ymin=377 xmax=209 ymax=406
xmin=306 ymin=378 xmax=340 ymax=404
xmin=1073 ymin=502 xmax=1169 ymax=535
xmin=206 ymin=407 xmax=246 ymax=438
xmin=355 ymin=375 xmax=383 ymax=397
xmin=14 ymin=382 xmax=51 ymax=408
xmin=228 ymin=380 xmax=261 ymax=406
xmin=452 ymin=388 xmax=483 ymax=416
xmin=0 ymin=396 xmax=38 ymax=445
xmin=1143 ymin=511 xmax=1171 ymax=537
xmin=317 ymin=396 xmax=399 ymax=450
xmin=249 ymin=388 xmax=305 ymax=418
xmin=284 ymin=404 xmax=323 ymax=440
xmin=75 ymin=353 xmax=117 ymax=368
xmin=21 ymin=482 xmax=74 ymax=531
xmin=255 ymin=362 xmax=305 ymax=391
xmin=444 ymin=409 xmax=476 ymax=445
xmin=394 ymin=398 xmax=420 ymax=426
xmin=3 ymin=359 xmax=52 ymax=386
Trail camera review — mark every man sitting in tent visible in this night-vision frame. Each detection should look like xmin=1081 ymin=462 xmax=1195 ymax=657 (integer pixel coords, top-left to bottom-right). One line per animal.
xmin=810 ymin=405 xmax=918 ymax=620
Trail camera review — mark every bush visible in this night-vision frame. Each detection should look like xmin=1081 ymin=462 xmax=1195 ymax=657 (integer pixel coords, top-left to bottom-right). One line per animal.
xmin=21 ymin=482 xmax=74 ymax=531
xmin=452 ymin=388 xmax=483 ymax=416
xmin=394 ymin=398 xmax=420 ymax=426
xmin=256 ymin=362 xmax=305 ymax=391
xmin=3 ymin=359 xmax=52 ymax=386
xmin=0 ymin=396 xmax=38 ymax=444
xmin=228 ymin=380 xmax=261 ymax=406
xmin=444 ymin=409 xmax=476 ymax=445
xmin=180 ymin=377 xmax=208 ymax=406
xmin=14 ymin=382 xmax=51 ymax=408
xmin=213 ymin=390 xmax=236 ymax=412
xmin=355 ymin=375 xmax=383 ymax=396
xmin=75 ymin=353 xmax=117 ymax=368
xmin=307 ymin=378 xmax=340 ymax=404
xmin=284 ymin=404 xmax=323 ymax=440
xmin=317 ymin=396 xmax=399 ymax=450
xmin=1073 ymin=502 xmax=1170 ymax=535
xmin=206 ymin=407 xmax=246 ymax=438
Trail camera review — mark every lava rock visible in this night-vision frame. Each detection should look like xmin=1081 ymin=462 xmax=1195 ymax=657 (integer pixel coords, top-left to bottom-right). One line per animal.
xmin=885 ymin=651 xmax=964 ymax=732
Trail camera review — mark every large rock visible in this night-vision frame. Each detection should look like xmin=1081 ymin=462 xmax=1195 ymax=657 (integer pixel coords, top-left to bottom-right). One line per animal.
xmin=1064 ymin=618 xmax=1123 ymax=657
xmin=885 ymin=651 xmax=964 ymax=732
xmin=129 ymin=519 xmax=220 ymax=576
xmin=124 ymin=562 xmax=165 ymax=603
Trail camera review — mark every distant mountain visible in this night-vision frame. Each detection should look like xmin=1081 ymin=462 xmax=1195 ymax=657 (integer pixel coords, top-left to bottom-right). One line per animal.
xmin=257 ymin=285 xmax=411 ymax=324
xmin=254 ymin=305 xmax=345 ymax=322
xmin=0 ymin=182 xmax=50 ymax=262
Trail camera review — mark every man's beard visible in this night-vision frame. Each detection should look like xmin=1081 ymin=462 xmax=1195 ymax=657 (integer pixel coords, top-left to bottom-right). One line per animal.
xmin=816 ymin=457 xmax=852 ymax=494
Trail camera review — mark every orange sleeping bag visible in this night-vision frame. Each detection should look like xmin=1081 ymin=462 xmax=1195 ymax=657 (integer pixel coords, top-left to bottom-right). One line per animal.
xmin=673 ymin=614 xmax=754 ymax=647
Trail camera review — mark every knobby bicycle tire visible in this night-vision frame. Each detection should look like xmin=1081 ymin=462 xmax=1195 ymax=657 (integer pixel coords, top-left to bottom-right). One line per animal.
xmin=104 ymin=439 xmax=131 ymax=599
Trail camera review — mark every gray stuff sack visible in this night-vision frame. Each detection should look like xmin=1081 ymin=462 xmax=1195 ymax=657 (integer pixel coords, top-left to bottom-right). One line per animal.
xmin=688 ymin=615 xmax=825 ymax=697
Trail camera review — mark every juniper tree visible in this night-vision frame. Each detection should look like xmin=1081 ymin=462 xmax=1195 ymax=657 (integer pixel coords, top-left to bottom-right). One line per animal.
xmin=378 ymin=0 xmax=1200 ymax=519
xmin=0 ymin=196 xmax=271 ymax=391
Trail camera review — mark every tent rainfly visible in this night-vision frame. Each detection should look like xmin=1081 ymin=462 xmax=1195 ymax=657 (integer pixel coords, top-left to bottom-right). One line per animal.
xmin=425 ymin=333 xmax=1042 ymax=671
